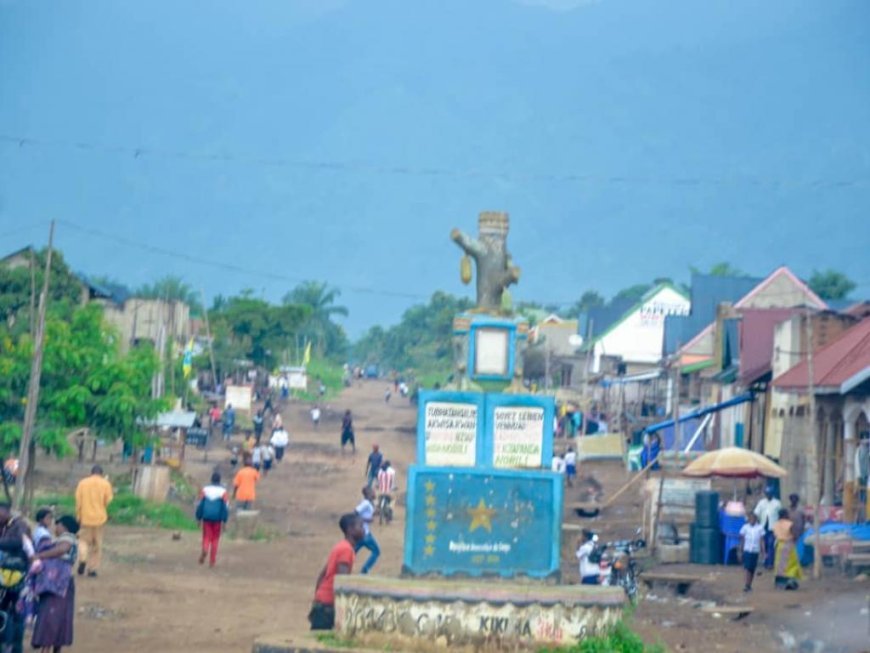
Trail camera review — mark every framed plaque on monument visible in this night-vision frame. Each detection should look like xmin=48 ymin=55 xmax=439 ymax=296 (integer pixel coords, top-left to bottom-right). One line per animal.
xmin=474 ymin=328 xmax=509 ymax=376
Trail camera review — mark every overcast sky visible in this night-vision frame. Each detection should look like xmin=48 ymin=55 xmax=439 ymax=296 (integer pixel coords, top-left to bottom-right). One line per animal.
xmin=1 ymin=0 xmax=869 ymax=335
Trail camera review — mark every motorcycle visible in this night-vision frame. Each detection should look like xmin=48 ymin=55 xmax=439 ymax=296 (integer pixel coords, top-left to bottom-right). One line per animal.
xmin=593 ymin=535 xmax=646 ymax=603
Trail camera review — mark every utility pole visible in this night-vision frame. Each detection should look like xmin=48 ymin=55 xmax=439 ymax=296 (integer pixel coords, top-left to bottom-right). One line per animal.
xmin=14 ymin=221 xmax=55 ymax=512
xmin=544 ymin=339 xmax=551 ymax=391
xmin=29 ymin=249 xmax=36 ymax=338
xmin=580 ymin=319 xmax=593 ymax=436
xmin=200 ymin=290 xmax=218 ymax=391
xmin=672 ymin=344 xmax=681 ymax=452
xmin=806 ymin=310 xmax=822 ymax=580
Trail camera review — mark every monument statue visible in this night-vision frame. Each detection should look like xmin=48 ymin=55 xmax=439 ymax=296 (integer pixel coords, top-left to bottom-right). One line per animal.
xmin=451 ymin=211 xmax=521 ymax=312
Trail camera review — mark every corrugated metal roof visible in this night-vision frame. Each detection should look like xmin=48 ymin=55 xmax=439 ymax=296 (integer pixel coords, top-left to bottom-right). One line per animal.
xmin=578 ymin=297 xmax=637 ymax=342
xmin=738 ymin=308 xmax=802 ymax=385
xmin=663 ymin=273 xmax=761 ymax=355
xmin=773 ymin=317 xmax=870 ymax=393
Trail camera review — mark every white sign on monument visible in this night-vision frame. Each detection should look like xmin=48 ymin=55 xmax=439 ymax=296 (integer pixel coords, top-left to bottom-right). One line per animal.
xmin=493 ymin=406 xmax=545 ymax=468
xmin=474 ymin=328 xmax=509 ymax=377
xmin=424 ymin=402 xmax=477 ymax=466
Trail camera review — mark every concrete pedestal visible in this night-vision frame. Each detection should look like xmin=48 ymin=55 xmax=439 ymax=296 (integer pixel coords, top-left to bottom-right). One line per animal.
xmin=334 ymin=575 xmax=625 ymax=651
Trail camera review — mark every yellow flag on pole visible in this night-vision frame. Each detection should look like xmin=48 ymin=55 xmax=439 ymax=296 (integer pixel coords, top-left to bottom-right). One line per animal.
xmin=302 ymin=341 xmax=312 ymax=367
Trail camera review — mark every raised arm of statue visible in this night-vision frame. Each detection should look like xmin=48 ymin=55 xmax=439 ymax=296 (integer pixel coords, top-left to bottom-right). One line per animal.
xmin=450 ymin=228 xmax=485 ymax=258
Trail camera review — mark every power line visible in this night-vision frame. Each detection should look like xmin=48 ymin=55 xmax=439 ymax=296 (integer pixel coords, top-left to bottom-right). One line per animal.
xmin=7 ymin=219 xmax=867 ymax=307
xmin=55 ymin=219 xmax=429 ymax=301
xmin=0 ymin=222 xmax=51 ymax=242
xmin=3 ymin=133 xmax=870 ymax=189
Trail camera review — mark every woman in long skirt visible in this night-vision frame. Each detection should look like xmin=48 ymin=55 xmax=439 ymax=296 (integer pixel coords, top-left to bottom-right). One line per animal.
xmin=772 ymin=508 xmax=803 ymax=589
xmin=32 ymin=515 xmax=79 ymax=652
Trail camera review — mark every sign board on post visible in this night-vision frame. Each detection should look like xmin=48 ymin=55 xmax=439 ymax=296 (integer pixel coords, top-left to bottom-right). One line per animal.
xmin=225 ymin=385 xmax=253 ymax=412
xmin=485 ymin=394 xmax=555 ymax=470
xmin=417 ymin=391 xmax=485 ymax=467
xmin=492 ymin=406 xmax=545 ymax=468
xmin=403 ymin=466 xmax=562 ymax=579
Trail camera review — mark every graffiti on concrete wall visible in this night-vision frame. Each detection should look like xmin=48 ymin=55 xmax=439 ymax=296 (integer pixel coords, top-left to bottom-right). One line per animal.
xmin=335 ymin=592 xmax=619 ymax=648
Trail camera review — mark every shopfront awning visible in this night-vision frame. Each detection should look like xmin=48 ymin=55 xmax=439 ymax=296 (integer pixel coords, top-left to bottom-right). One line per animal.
xmin=643 ymin=392 xmax=753 ymax=435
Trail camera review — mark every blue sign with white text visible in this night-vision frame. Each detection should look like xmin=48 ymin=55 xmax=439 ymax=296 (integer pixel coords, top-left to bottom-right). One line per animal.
xmin=402 ymin=466 xmax=563 ymax=579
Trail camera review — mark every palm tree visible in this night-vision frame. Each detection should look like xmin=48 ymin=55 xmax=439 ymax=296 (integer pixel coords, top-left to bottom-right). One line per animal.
xmin=136 ymin=276 xmax=202 ymax=314
xmin=283 ymin=281 xmax=348 ymax=356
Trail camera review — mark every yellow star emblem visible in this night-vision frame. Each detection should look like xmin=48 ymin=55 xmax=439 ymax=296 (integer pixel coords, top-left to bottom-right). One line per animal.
xmin=467 ymin=499 xmax=496 ymax=533
xmin=425 ymin=534 xmax=436 ymax=544
xmin=424 ymin=545 xmax=434 ymax=556
xmin=425 ymin=495 xmax=436 ymax=506
xmin=427 ymin=520 xmax=437 ymax=531
xmin=426 ymin=508 xmax=436 ymax=518
xmin=424 ymin=480 xmax=435 ymax=492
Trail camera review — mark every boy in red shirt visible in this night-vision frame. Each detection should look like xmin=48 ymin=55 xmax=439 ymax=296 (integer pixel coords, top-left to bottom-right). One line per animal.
xmin=309 ymin=513 xmax=364 ymax=630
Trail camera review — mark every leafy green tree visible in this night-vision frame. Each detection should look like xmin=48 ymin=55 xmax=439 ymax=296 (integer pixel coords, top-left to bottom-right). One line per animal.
xmin=0 ymin=304 xmax=167 ymax=456
xmin=562 ymin=290 xmax=606 ymax=318
xmin=283 ymin=281 xmax=349 ymax=358
xmin=354 ymin=291 xmax=472 ymax=379
xmin=689 ymin=262 xmax=746 ymax=278
xmin=0 ymin=249 xmax=87 ymax=333
xmin=209 ymin=294 xmax=310 ymax=371
xmin=612 ymin=284 xmax=651 ymax=304
xmin=809 ymin=269 xmax=856 ymax=301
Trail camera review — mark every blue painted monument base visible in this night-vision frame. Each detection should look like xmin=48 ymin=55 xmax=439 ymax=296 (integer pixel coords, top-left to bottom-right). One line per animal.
xmin=403 ymin=466 xmax=563 ymax=580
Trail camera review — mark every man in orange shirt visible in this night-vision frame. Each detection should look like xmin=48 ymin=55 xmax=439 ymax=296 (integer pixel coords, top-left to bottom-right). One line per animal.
xmin=309 ymin=513 xmax=364 ymax=630
xmin=75 ymin=464 xmax=114 ymax=577
xmin=233 ymin=458 xmax=260 ymax=509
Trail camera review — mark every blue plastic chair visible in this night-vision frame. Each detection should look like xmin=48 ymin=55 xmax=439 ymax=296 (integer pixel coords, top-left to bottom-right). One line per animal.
xmin=720 ymin=512 xmax=746 ymax=565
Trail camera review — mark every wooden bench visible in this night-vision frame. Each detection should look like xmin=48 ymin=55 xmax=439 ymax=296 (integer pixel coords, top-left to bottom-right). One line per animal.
xmin=640 ymin=572 xmax=707 ymax=596
xmin=844 ymin=552 xmax=870 ymax=576
xmin=700 ymin=604 xmax=755 ymax=621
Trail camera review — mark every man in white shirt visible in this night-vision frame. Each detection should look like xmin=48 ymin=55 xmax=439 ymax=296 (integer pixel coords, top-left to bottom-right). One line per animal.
xmin=270 ymin=428 xmax=289 ymax=462
xmin=575 ymin=530 xmax=600 ymax=585
xmin=551 ymin=453 xmax=565 ymax=475
xmin=354 ymin=486 xmax=380 ymax=574
xmin=311 ymin=405 xmax=321 ymax=430
xmin=739 ymin=511 xmax=765 ymax=592
xmin=753 ymin=486 xmax=781 ymax=569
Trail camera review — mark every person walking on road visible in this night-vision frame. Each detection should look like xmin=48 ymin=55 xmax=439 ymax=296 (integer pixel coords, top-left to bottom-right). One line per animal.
xmin=232 ymin=459 xmax=260 ymax=510
xmin=270 ymin=427 xmax=289 ymax=462
xmin=376 ymin=461 xmax=397 ymax=525
xmin=340 ymin=410 xmax=355 ymax=454
xmin=754 ymin=486 xmax=781 ymax=569
xmin=354 ymin=487 xmax=380 ymax=574
xmin=222 ymin=404 xmax=236 ymax=442
xmin=564 ymin=447 xmax=577 ymax=487
xmin=365 ymin=445 xmax=383 ymax=488
xmin=738 ymin=511 xmax=765 ymax=592
xmin=74 ymin=465 xmax=113 ymax=578
xmin=788 ymin=494 xmax=805 ymax=540
xmin=309 ymin=513 xmax=364 ymax=631
xmin=252 ymin=410 xmax=265 ymax=444
xmin=310 ymin=405 xmax=321 ymax=430
xmin=31 ymin=514 xmax=80 ymax=653
xmin=773 ymin=508 xmax=803 ymax=589
xmin=195 ymin=473 xmax=229 ymax=567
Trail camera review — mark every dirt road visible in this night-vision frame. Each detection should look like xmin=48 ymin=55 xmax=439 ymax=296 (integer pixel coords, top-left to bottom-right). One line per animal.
xmin=70 ymin=381 xmax=417 ymax=653
xmin=63 ymin=382 xmax=868 ymax=653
